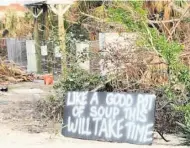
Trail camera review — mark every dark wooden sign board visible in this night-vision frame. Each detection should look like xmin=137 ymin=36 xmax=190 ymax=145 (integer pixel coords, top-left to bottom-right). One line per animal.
xmin=62 ymin=91 xmax=156 ymax=145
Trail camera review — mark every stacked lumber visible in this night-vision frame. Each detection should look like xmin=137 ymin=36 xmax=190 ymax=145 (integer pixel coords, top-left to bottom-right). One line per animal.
xmin=0 ymin=59 xmax=34 ymax=84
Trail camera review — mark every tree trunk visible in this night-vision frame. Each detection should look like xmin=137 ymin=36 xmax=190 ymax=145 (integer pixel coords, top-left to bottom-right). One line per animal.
xmin=34 ymin=7 xmax=42 ymax=74
xmin=43 ymin=4 xmax=52 ymax=73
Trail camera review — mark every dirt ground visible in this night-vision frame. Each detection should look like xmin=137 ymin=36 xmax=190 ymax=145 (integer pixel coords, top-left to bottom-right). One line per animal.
xmin=0 ymin=81 xmax=188 ymax=148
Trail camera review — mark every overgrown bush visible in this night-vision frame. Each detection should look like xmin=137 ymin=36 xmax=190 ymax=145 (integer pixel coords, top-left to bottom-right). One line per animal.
xmin=35 ymin=67 xmax=104 ymax=122
xmin=175 ymin=103 xmax=190 ymax=145
xmin=107 ymin=1 xmax=190 ymax=135
xmin=35 ymin=1 xmax=190 ymax=142
xmin=53 ymin=67 xmax=104 ymax=94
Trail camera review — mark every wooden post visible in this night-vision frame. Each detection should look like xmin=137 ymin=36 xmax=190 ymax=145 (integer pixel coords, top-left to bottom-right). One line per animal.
xmin=58 ymin=4 xmax=67 ymax=79
xmin=42 ymin=4 xmax=52 ymax=73
xmin=49 ymin=4 xmax=72 ymax=79
xmin=33 ymin=7 xmax=42 ymax=73
xmin=43 ymin=4 xmax=49 ymax=40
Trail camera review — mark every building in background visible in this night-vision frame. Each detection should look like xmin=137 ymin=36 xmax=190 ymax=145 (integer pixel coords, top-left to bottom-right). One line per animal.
xmin=0 ymin=3 xmax=28 ymax=19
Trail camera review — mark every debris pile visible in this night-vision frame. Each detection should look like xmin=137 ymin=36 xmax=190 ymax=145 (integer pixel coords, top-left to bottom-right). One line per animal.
xmin=0 ymin=59 xmax=34 ymax=84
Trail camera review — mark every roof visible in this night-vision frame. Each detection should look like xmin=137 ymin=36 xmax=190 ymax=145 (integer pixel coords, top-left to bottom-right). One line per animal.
xmin=0 ymin=6 xmax=6 ymax=12
xmin=24 ymin=0 xmax=75 ymax=6
xmin=9 ymin=4 xmax=28 ymax=12
xmin=23 ymin=0 xmax=46 ymax=6
xmin=0 ymin=3 xmax=27 ymax=12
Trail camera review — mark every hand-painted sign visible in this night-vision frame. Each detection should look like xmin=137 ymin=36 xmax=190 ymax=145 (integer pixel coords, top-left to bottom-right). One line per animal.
xmin=62 ymin=92 xmax=156 ymax=145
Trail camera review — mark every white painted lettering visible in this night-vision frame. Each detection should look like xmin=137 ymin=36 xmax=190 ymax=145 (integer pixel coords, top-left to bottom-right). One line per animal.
xmin=75 ymin=92 xmax=88 ymax=105
xmin=90 ymin=106 xmax=97 ymax=117
xmin=116 ymin=119 xmax=124 ymax=138
xmin=67 ymin=92 xmax=74 ymax=106
xmin=106 ymin=93 xmax=114 ymax=105
xmin=133 ymin=124 xmax=145 ymax=142
xmin=93 ymin=118 xmax=101 ymax=136
xmin=67 ymin=92 xmax=88 ymax=106
xmin=81 ymin=117 xmax=85 ymax=134
xmin=125 ymin=94 xmax=133 ymax=107
xmin=68 ymin=116 xmax=78 ymax=133
xmin=105 ymin=107 xmax=112 ymax=118
xmin=108 ymin=119 xmax=117 ymax=138
xmin=143 ymin=124 xmax=154 ymax=143
xmin=78 ymin=117 xmax=82 ymax=134
xmin=98 ymin=118 xmax=108 ymax=137
xmin=98 ymin=106 xmax=105 ymax=118
xmin=124 ymin=108 xmax=136 ymax=121
xmin=125 ymin=122 xmax=135 ymax=139
xmin=90 ymin=93 xmax=99 ymax=105
xmin=137 ymin=94 xmax=148 ymax=109
xmin=113 ymin=107 xmax=120 ymax=119
xmin=85 ymin=118 xmax=92 ymax=135
xmin=72 ymin=106 xmax=85 ymax=117
xmin=138 ymin=108 xmax=148 ymax=122
xmin=106 ymin=93 xmax=133 ymax=107
xmin=147 ymin=95 xmax=155 ymax=110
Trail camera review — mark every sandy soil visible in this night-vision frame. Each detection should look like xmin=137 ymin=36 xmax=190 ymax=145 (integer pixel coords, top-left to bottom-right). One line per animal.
xmin=0 ymin=81 xmax=188 ymax=148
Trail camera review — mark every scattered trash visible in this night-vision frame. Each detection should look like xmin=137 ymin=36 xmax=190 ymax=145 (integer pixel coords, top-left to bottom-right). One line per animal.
xmin=0 ymin=86 xmax=8 ymax=92
xmin=43 ymin=74 xmax=53 ymax=85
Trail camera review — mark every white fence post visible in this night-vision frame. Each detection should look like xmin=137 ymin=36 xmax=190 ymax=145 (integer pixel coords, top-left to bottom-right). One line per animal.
xmin=26 ymin=40 xmax=37 ymax=73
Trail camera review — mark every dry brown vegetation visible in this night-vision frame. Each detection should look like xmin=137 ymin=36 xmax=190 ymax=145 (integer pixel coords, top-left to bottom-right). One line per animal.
xmin=0 ymin=60 xmax=34 ymax=84
xmin=0 ymin=10 xmax=33 ymax=38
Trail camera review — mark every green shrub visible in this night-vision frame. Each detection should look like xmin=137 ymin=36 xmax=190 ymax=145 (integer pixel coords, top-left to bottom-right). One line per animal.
xmin=53 ymin=67 xmax=104 ymax=98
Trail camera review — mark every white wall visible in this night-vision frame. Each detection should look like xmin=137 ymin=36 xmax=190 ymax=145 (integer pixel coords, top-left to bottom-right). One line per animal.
xmin=26 ymin=40 xmax=37 ymax=73
xmin=75 ymin=42 xmax=90 ymax=72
